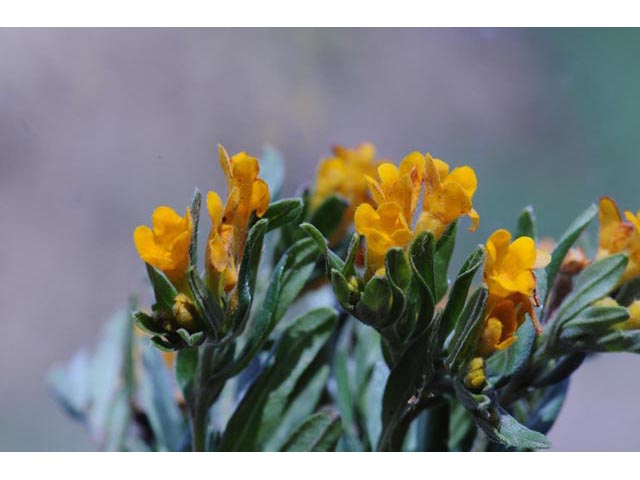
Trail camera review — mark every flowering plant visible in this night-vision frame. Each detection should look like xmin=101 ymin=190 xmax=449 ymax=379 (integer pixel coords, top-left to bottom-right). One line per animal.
xmin=51 ymin=143 xmax=640 ymax=451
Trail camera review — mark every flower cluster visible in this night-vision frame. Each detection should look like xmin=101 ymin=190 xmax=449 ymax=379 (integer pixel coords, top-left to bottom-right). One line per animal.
xmin=133 ymin=144 xmax=270 ymax=335
xmin=353 ymin=151 xmax=479 ymax=277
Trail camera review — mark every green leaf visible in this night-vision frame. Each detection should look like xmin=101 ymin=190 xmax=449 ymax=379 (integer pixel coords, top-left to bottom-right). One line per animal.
xmin=50 ymin=310 xmax=138 ymax=450
xmin=408 ymin=232 xmax=437 ymax=333
xmin=446 ymin=285 xmax=489 ymax=375
xmin=188 ymin=188 xmax=202 ymax=267
xmin=262 ymin=198 xmax=304 ymax=232
xmin=280 ymin=411 xmax=343 ymax=452
xmin=260 ymin=146 xmax=285 ymax=199
xmin=265 ymin=365 xmax=330 ymax=451
xmin=226 ymin=218 xmax=269 ymax=336
xmin=133 ymin=311 xmax=165 ymax=335
xmin=176 ymin=348 xmax=199 ymax=402
xmin=187 ymin=266 xmax=223 ymax=336
xmin=356 ymin=275 xmax=392 ymax=327
xmin=439 ymin=246 xmax=485 ymax=346
xmin=139 ymin=344 xmax=185 ymax=451
xmin=88 ymin=311 xmax=133 ymax=445
xmin=215 ymin=237 xmax=320 ymax=379
xmin=532 ymin=352 xmax=586 ymax=388
xmin=448 ymin=402 xmax=475 ymax=451
xmin=378 ymin=330 xmax=431 ymax=451
xmin=486 ymin=321 xmax=536 ymax=389
xmin=343 ymin=233 xmax=361 ymax=277
xmin=434 ymin=221 xmax=458 ymax=302
xmin=490 ymin=406 xmax=550 ymax=450
xmin=334 ymin=350 xmax=361 ymax=450
xmin=515 ymin=206 xmax=536 ymax=239
xmin=330 ymin=268 xmax=358 ymax=311
xmin=409 ymin=232 xmax=436 ymax=297
xmin=386 ymin=247 xmax=411 ymax=291
xmin=568 ymin=328 xmax=640 ymax=354
xmin=361 ymin=360 xmax=389 ymax=449
xmin=453 ymin=382 xmax=550 ymax=450
xmin=176 ymin=329 xmax=204 ymax=347
xmin=220 ymin=308 xmax=338 ymax=451
xmin=526 ymin=379 xmax=570 ymax=435
xmin=150 ymin=335 xmax=176 ymax=351
xmin=49 ymin=350 xmax=91 ymax=419
xmin=551 ymin=254 xmax=627 ymax=329
xmin=145 ymin=264 xmax=178 ymax=313
xmin=300 ymin=222 xmax=345 ymax=274
xmin=103 ymin=390 xmax=130 ymax=451
xmin=309 ymin=194 xmax=349 ymax=238
xmin=384 ymin=248 xmax=410 ymax=330
xmin=559 ymin=305 xmax=629 ymax=342
xmin=543 ymin=204 xmax=597 ymax=303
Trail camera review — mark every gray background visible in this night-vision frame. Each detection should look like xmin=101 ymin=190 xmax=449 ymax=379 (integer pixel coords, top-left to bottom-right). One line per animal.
xmin=2 ymin=28 xmax=640 ymax=451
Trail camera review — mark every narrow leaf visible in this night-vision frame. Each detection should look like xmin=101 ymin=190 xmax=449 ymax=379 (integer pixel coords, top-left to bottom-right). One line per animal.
xmin=446 ymin=285 xmax=489 ymax=375
xmin=309 ymin=194 xmax=348 ymax=238
xmin=434 ymin=221 xmax=458 ymax=301
xmin=551 ymin=254 xmax=627 ymax=328
xmin=145 ymin=264 xmax=177 ymax=313
xmin=220 ymin=308 xmax=338 ymax=451
xmin=515 ymin=206 xmax=536 ymax=239
xmin=281 ymin=411 xmax=342 ymax=452
xmin=262 ymin=198 xmax=304 ymax=232
xmin=543 ymin=204 xmax=597 ymax=303
xmin=439 ymin=246 xmax=485 ymax=346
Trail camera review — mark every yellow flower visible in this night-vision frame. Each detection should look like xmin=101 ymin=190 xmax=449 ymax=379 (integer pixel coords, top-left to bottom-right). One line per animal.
xmin=354 ymin=201 xmax=413 ymax=277
xmin=415 ymin=154 xmax=479 ymax=239
xmin=353 ymin=150 xmax=481 ymax=278
xmin=205 ymin=145 xmax=270 ymax=294
xmin=597 ymin=197 xmax=640 ymax=283
xmin=206 ymin=191 xmax=238 ymax=293
xmin=483 ymin=229 xmax=550 ymax=334
xmin=218 ymin=145 xmax=270 ymax=253
xmin=311 ymin=142 xmax=381 ymax=215
xmin=364 ymin=152 xmax=425 ymax=222
xmin=133 ymin=206 xmax=193 ymax=286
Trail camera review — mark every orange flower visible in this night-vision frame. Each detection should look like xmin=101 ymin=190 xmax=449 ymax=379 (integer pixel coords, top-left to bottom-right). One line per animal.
xmin=597 ymin=196 xmax=640 ymax=283
xmin=483 ymin=229 xmax=550 ymax=336
xmin=354 ymin=202 xmax=413 ymax=277
xmin=311 ymin=143 xmax=381 ymax=217
xmin=415 ymin=154 xmax=479 ymax=239
xmin=133 ymin=206 xmax=193 ymax=287
xmin=206 ymin=145 xmax=271 ymax=294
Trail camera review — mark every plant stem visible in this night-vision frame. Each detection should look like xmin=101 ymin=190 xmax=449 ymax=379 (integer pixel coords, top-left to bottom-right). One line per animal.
xmin=191 ymin=402 xmax=208 ymax=452
xmin=190 ymin=344 xmax=215 ymax=452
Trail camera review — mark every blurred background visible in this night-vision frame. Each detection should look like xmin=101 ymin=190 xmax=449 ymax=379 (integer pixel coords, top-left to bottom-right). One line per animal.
xmin=2 ymin=28 xmax=640 ymax=451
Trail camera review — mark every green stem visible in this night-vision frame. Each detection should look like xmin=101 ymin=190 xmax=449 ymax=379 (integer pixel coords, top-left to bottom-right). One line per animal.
xmin=191 ymin=403 xmax=209 ymax=452
xmin=190 ymin=344 xmax=215 ymax=452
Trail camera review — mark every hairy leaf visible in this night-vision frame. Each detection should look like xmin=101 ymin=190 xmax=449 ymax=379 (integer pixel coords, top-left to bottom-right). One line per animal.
xmin=280 ymin=411 xmax=342 ymax=452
